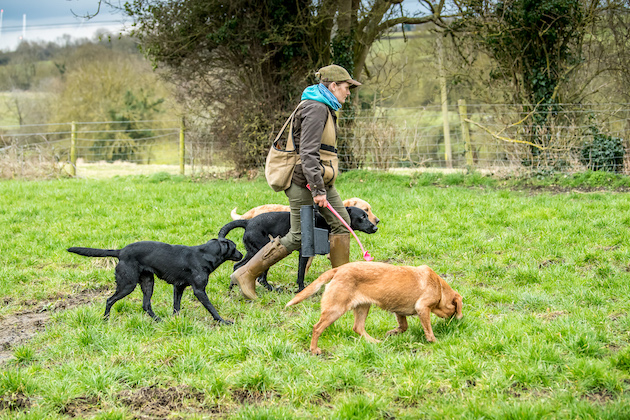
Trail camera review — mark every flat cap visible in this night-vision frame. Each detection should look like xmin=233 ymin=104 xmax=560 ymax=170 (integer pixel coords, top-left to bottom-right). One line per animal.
xmin=316 ymin=64 xmax=361 ymax=87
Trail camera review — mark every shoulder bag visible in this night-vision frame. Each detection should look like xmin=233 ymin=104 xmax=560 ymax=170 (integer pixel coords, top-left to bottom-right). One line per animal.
xmin=265 ymin=103 xmax=303 ymax=192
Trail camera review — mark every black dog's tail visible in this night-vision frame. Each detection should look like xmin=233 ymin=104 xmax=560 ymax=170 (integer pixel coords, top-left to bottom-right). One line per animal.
xmin=67 ymin=247 xmax=120 ymax=258
xmin=218 ymin=220 xmax=249 ymax=238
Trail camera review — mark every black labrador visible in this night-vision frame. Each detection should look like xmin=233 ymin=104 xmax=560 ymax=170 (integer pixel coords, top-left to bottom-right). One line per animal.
xmin=67 ymin=237 xmax=242 ymax=324
xmin=218 ymin=206 xmax=378 ymax=291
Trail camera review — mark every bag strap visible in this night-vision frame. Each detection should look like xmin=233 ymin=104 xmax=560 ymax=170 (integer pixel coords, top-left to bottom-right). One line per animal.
xmin=273 ymin=101 xmax=306 ymax=150
xmin=320 ymin=144 xmax=337 ymax=154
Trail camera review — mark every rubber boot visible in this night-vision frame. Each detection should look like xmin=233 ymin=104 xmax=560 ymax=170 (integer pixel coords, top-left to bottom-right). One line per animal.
xmin=329 ymin=233 xmax=350 ymax=268
xmin=230 ymin=237 xmax=290 ymax=299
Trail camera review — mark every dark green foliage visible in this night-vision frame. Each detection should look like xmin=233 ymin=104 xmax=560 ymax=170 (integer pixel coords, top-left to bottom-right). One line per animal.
xmin=494 ymin=0 xmax=583 ymax=104
xmin=123 ymin=0 xmax=436 ymax=170
xmin=456 ymin=0 xmax=584 ymax=106
xmin=125 ymin=0 xmax=314 ymax=170
xmin=495 ymin=0 xmax=583 ymax=154
xmin=332 ymin=29 xmax=359 ymax=171
xmin=331 ymin=31 xmax=355 ymax=75
xmin=580 ymin=126 xmax=625 ymax=173
xmin=228 ymin=109 xmax=279 ymax=170
xmin=452 ymin=0 xmax=586 ymax=158
xmin=91 ymin=89 xmax=164 ymax=163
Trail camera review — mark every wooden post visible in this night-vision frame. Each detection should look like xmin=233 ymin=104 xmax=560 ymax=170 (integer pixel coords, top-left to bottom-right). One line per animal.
xmin=179 ymin=117 xmax=185 ymax=175
xmin=436 ymin=33 xmax=452 ymax=169
xmin=458 ymin=99 xmax=474 ymax=168
xmin=69 ymin=121 xmax=77 ymax=176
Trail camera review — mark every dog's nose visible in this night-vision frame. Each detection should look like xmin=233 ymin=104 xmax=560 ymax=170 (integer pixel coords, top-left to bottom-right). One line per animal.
xmin=375 ymin=218 xmax=380 ymax=225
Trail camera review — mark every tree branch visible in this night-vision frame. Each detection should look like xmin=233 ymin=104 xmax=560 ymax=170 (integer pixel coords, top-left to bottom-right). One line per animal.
xmin=71 ymin=0 xmax=101 ymax=19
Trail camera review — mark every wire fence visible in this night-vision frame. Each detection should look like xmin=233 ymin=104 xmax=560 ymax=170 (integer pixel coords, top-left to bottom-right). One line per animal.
xmin=338 ymin=102 xmax=630 ymax=176
xmin=2 ymin=102 xmax=629 ymax=178
xmin=0 ymin=119 xmax=229 ymax=178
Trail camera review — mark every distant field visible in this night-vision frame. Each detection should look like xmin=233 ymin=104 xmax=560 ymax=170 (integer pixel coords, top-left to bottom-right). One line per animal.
xmin=72 ymin=160 xmax=233 ymax=179
xmin=0 ymin=92 xmax=18 ymax=126
xmin=0 ymin=91 xmax=51 ymax=127
xmin=74 ymin=160 xmax=184 ymax=178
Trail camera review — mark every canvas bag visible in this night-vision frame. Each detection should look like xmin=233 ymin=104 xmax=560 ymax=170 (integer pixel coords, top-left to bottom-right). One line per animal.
xmin=265 ymin=103 xmax=303 ymax=192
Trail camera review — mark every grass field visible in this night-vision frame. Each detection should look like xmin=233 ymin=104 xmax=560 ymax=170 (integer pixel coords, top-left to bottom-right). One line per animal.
xmin=1 ymin=171 xmax=630 ymax=419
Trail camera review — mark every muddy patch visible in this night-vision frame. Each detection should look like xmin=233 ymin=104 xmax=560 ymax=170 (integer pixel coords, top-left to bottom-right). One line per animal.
xmin=59 ymin=395 xmax=101 ymax=418
xmin=0 ymin=392 xmax=30 ymax=411
xmin=117 ymin=385 xmax=218 ymax=418
xmin=231 ymin=389 xmax=280 ymax=405
xmin=585 ymin=390 xmax=615 ymax=404
xmin=0 ymin=286 xmax=109 ymax=363
xmin=506 ymin=183 xmax=630 ymax=195
xmin=54 ymin=385 xmax=222 ymax=419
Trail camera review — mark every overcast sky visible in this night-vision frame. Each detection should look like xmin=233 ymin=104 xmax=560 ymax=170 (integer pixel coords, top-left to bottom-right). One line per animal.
xmin=0 ymin=0 xmax=431 ymax=52
xmin=0 ymin=0 xmax=127 ymax=51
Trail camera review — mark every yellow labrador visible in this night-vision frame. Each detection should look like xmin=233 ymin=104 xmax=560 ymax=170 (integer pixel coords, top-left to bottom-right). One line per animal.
xmin=231 ymin=198 xmax=380 ymax=225
xmin=286 ymin=261 xmax=463 ymax=354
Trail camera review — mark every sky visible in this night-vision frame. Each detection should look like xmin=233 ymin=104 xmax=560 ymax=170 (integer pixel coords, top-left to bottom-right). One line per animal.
xmin=0 ymin=0 xmax=127 ymax=51
xmin=0 ymin=0 xmax=431 ymax=52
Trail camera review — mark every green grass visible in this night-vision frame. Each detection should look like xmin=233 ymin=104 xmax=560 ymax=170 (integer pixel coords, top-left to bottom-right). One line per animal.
xmin=1 ymin=171 xmax=629 ymax=418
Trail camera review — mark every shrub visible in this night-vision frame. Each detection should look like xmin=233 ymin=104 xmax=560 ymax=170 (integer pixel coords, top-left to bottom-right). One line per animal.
xmin=580 ymin=126 xmax=624 ymax=172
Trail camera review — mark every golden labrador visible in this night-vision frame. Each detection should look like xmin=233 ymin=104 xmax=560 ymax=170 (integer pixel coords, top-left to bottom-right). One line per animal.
xmin=231 ymin=198 xmax=380 ymax=226
xmin=285 ymin=261 xmax=463 ymax=354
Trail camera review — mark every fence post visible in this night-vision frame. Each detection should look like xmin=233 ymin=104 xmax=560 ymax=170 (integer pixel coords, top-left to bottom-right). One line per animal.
xmin=458 ymin=99 xmax=474 ymax=168
xmin=69 ymin=121 xmax=77 ymax=176
xmin=179 ymin=117 xmax=185 ymax=175
xmin=436 ymin=33 xmax=452 ymax=169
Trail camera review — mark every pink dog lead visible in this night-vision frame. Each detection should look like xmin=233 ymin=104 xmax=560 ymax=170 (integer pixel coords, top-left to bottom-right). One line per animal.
xmin=307 ymin=185 xmax=374 ymax=262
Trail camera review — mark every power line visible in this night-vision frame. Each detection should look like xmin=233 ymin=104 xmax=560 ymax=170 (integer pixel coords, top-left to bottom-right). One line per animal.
xmin=0 ymin=20 xmax=123 ymax=31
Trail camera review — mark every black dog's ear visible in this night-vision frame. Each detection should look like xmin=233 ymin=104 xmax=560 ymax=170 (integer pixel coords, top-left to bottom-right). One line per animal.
xmin=346 ymin=206 xmax=361 ymax=219
xmin=216 ymin=237 xmax=230 ymax=252
xmin=205 ymin=238 xmax=224 ymax=254
xmin=350 ymin=206 xmax=365 ymax=215
xmin=218 ymin=237 xmax=238 ymax=254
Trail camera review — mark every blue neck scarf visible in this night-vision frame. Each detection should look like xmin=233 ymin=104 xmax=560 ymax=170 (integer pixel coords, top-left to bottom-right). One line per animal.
xmin=300 ymin=83 xmax=342 ymax=111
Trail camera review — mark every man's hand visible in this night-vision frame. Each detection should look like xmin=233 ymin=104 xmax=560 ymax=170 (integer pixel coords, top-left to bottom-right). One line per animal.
xmin=313 ymin=194 xmax=328 ymax=208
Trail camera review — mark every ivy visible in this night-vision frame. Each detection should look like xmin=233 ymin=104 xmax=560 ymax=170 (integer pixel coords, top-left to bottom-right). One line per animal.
xmin=580 ymin=126 xmax=625 ymax=173
xmin=331 ymin=31 xmax=355 ymax=74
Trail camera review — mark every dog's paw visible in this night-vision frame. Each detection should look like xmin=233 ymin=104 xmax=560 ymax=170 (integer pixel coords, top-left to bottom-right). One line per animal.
xmin=218 ymin=319 xmax=234 ymax=326
xmin=386 ymin=328 xmax=404 ymax=336
xmin=310 ymin=347 xmax=323 ymax=355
